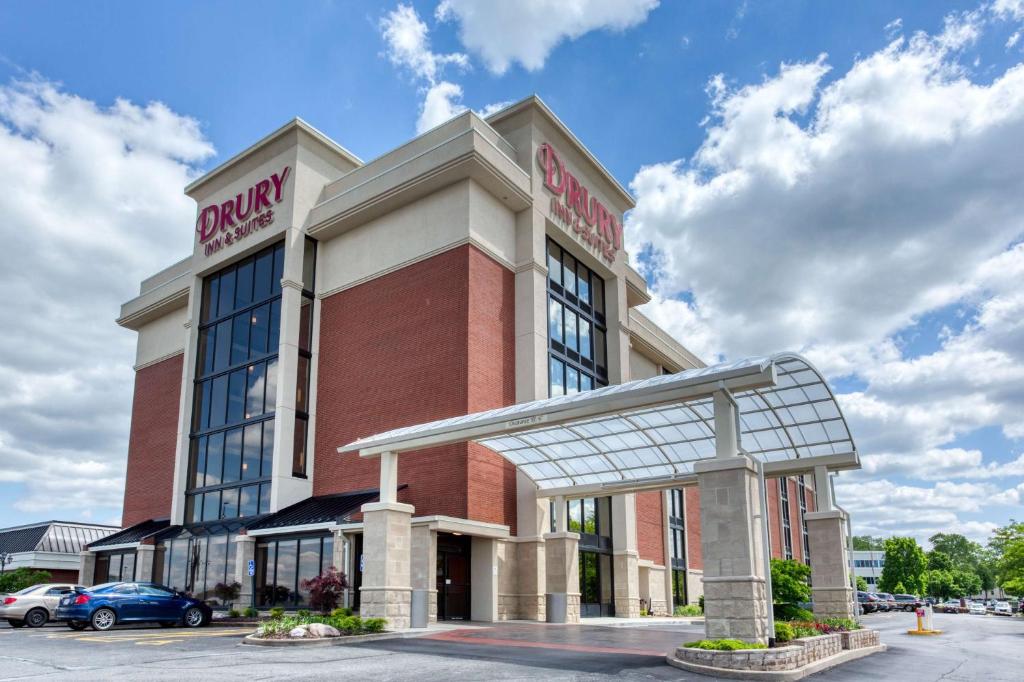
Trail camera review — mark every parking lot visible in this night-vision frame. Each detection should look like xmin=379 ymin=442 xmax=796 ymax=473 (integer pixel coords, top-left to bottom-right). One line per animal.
xmin=0 ymin=611 xmax=1022 ymax=680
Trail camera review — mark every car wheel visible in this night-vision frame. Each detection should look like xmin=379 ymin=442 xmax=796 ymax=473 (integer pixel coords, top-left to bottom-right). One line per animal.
xmin=183 ymin=607 xmax=205 ymax=628
xmin=90 ymin=608 xmax=116 ymax=631
xmin=24 ymin=609 xmax=48 ymax=628
xmin=7 ymin=619 xmax=26 ymax=628
xmin=67 ymin=621 xmax=88 ymax=631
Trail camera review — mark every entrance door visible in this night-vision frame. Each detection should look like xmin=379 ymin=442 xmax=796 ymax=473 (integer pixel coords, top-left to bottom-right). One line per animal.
xmin=579 ymin=551 xmax=615 ymax=617
xmin=436 ymin=534 xmax=471 ymax=620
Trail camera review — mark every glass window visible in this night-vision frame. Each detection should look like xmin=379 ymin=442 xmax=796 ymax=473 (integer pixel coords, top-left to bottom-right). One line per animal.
xmin=259 ymin=483 xmax=271 ymax=514
xmin=568 ymin=499 xmax=582 ymax=532
xmin=249 ymin=304 xmax=270 ymax=358
xmin=547 ymin=245 xmax=561 ymax=286
xmin=297 ymin=538 xmax=321 ymax=605
xmin=242 ymin=424 xmax=261 ymax=480
xmin=205 ymin=432 xmax=224 ymax=487
xmin=265 ymin=359 xmax=279 ymax=413
xmin=220 ymin=487 xmax=239 ymax=519
xmin=547 ymin=239 xmax=606 ymax=396
xmin=246 ymin=362 xmax=266 ymax=419
xmin=227 ymin=369 xmax=246 ymax=424
xmin=202 ymin=490 xmax=220 ymax=522
xmin=223 ymin=428 xmax=242 ymax=484
xmin=321 ymin=536 xmax=334 ymax=572
xmin=214 ymin=319 xmax=231 ymax=371
xmin=299 ymin=300 xmax=313 ymax=351
xmin=192 ymin=437 xmax=207 ymax=488
xmin=230 ymin=314 xmax=249 ymax=365
xmin=261 ymin=421 xmax=275 ymax=478
xmin=253 ymin=249 xmax=274 ymax=301
xmin=234 ymin=259 xmax=254 ymax=309
xmin=583 ymin=498 xmax=596 ymax=534
xmin=209 ymin=375 xmax=228 ymax=428
xmin=239 ymin=484 xmax=259 ymax=518
xmin=550 ymin=357 xmax=565 ymax=397
xmin=275 ymin=540 xmax=298 ymax=605
xmin=217 ymin=269 xmax=235 ymax=319
xmin=293 ymin=417 xmax=308 ymax=477
xmin=296 ymin=355 xmax=310 ymax=414
xmin=138 ymin=584 xmax=175 ymax=597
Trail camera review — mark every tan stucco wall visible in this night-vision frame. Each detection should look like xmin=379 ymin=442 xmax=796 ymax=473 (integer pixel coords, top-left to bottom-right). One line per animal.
xmin=134 ymin=306 xmax=187 ymax=369
xmin=629 ymin=347 xmax=660 ymax=381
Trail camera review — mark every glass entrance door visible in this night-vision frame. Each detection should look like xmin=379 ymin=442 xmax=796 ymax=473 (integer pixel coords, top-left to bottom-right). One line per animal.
xmin=579 ymin=551 xmax=614 ymax=617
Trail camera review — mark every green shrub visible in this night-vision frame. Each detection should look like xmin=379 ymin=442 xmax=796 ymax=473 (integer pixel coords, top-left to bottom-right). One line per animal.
xmin=269 ymin=607 xmax=285 ymax=620
xmin=788 ymin=622 xmax=821 ymax=639
xmin=0 ymin=568 xmax=52 ymax=593
xmin=698 ymin=595 xmax=705 ymax=611
xmin=774 ymin=622 xmax=794 ymax=642
xmin=821 ymin=617 xmax=860 ymax=632
xmin=331 ymin=607 xmax=353 ymax=618
xmin=683 ymin=639 xmax=767 ymax=651
xmin=773 ymin=603 xmax=814 ymax=622
xmin=297 ymin=609 xmax=310 ymax=618
xmin=243 ymin=607 xmax=258 ymax=618
xmin=228 ymin=609 xmax=241 ymax=618
xmin=674 ymin=604 xmax=703 ymax=617
xmin=361 ymin=617 xmax=386 ymax=633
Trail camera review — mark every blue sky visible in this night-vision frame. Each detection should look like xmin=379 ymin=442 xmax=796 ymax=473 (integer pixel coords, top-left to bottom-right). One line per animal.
xmin=0 ymin=0 xmax=1022 ymax=546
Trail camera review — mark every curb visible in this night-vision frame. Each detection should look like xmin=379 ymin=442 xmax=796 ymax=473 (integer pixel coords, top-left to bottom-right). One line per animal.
xmin=240 ymin=630 xmax=430 ymax=647
xmin=665 ymin=644 xmax=887 ymax=680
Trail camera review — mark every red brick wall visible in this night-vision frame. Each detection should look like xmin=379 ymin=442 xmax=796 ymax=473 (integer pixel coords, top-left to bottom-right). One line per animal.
xmin=465 ymin=247 xmax=517 ymax=532
xmin=636 ymin=492 xmax=665 ymax=563
xmin=313 ymin=245 xmax=516 ymax=530
xmin=684 ymin=487 xmax=703 ymax=570
xmin=767 ymin=478 xmax=783 ymax=559
xmin=121 ymin=354 xmax=183 ymax=527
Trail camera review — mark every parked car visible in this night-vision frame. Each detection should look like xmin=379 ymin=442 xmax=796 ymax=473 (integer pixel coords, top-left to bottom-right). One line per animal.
xmin=868 ymin=593 xmax=888 ymax=611
xmin=893 ymin=594 xmax=922 ymax=612
xmin=0 ymin=583 xmax=81 ymax=628
xmin=55 ymin=582 xmax=212 ymax=631
xmin=968 ymin=601 xmax=987 ymax=615
xmin=876 ymin=593 xmax=897 ymax=611
xmin=994 ymin=601 xmax=1012 ymax=616
xmin=938 ymin=600 xmax=962 ymax=613
xmin=857 ymin=591 xmax=881 ymax=614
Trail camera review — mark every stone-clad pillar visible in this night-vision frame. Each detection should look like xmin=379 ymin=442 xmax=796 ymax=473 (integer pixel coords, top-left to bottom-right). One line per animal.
xmin=807 ymin=466 xmax=854 ymax=619
xmin=78 ymin=551 xmax=96 ymax=587
xmin=694 ymin=456 xmax=770 ymax=643
xmin=411 ymin=525 xmax=438 ymax=623
xmin=360 ymin=501 xmax=414 ymax=629
xmin=543 ymin=495 xmax=580 ymax=623
xmin=612 ymin=494 xmax=641 ymax=618
xmin=234 ymin=535 xmax=256 ymax=608
xmin=135 ymin=545 xmax=156 ymax=583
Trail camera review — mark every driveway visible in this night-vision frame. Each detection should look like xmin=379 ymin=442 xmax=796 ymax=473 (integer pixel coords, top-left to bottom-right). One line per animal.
xmin=1 ymin=611 xmax=1022 ymax=680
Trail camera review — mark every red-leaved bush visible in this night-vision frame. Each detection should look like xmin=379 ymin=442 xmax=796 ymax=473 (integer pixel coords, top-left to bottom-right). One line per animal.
xmin=300 ymin=567 xmax=349 ymax=613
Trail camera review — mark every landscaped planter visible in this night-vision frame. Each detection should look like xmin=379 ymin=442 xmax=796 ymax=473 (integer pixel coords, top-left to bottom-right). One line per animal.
xmin=792 ymin=632 xmax=842 ymax=660
xmin=672 ymin=633 xmax=842 ymax=673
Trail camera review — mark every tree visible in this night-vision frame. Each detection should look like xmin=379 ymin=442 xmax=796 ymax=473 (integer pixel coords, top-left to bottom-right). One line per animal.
xmin=953 ymin=569 xmax=981 ymax=598
xmin=879 ymin=537 xmax=926 ymax=594
xmin=988 ymin=520 xmax=1024 ymax=557
xmin=893 ymin=581 xmax=906 ymax=594
xmin=976 ymin=561 xmax=997 ymax=599
xmin=856 ymin=576 xmax=868 ymax=592
xmin=0 ymin=568 xmax=51 ymax=593
xmin=929 ymin=533 xmax=982 ymax=570
xmin=925 ymin=569 xmax=956 ymax=600
xmin=300 ymin=567 xmax=349 ymax=613
xmin=770 ymin=559 xmax=811 ymax=604
xmin=852 ymin=536 xmax=886 ymax=551
xmin=927 ymin=550 xmax=953 ymax=571
xmin=996 ymin=539 xmax=1024 ymax=597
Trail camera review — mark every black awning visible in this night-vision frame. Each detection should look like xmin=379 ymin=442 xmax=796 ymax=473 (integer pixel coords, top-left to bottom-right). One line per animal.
xmin=245 ymin=489 xmax=381 ymax=531
xmin=89 ymin=518 xmax=171 ymax=549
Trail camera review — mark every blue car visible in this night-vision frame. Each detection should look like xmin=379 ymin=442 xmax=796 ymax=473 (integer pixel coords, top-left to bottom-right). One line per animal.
xmin=56 ymin=582 xmax=212 ymax=631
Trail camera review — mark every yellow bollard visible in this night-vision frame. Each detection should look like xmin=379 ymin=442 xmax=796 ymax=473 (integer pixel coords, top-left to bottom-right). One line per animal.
xmin=907 ymin=605 xmax=942 ymax=636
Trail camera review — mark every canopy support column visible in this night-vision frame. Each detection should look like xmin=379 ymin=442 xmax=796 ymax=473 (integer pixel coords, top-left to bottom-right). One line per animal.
xmin=696 ymin=389 xmax=771 ymax=644
xmin=806 ymin=466 xmax=855 ymax=619
xmin=544 ymin=495 xmax=580 ymax=624
xmin=360 ymin=451 xmax=414 ymax=628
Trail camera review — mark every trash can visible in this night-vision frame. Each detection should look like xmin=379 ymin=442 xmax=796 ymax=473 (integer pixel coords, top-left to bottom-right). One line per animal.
xmin=546 ymin=593 xmax=567 ymax=624
xmin=411 ymin=589 xmax=428 ymax=628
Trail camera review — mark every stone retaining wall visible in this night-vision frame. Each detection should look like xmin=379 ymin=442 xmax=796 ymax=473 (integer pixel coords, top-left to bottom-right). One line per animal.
xmin=840 ymin=628 xmax=880 ymax=650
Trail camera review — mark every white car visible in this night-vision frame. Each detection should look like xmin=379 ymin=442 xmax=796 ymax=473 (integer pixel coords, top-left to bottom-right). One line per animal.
xmin=968 ymin=602 xmax=987 ymax=615
xmin=994 ymin=601 xmax=1012 ymax=615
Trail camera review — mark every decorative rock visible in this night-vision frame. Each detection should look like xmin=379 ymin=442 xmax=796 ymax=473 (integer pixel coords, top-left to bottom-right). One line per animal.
xmin=289 ymin=626 xmax=309 ymax=638
xmin=307 ymin=623 xmax=341 ymax=638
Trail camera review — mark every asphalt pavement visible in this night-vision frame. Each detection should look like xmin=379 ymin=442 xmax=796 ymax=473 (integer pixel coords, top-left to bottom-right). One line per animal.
xmin=0 ymin=610 xmax=1021 ymax=680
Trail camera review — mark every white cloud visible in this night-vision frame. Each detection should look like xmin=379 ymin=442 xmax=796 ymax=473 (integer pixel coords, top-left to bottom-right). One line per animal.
xmin=417 ymin=81 xmax=466 ymax=133
xmin=629 ymin=10 xmax=1024 ymax=542
xmin=380 ymin=3 xmax=468 ymax=84
xmin=0 ymin=76 xmax=213 ymax=522
xmin=436 ymin=0 xmax=659 ymax=75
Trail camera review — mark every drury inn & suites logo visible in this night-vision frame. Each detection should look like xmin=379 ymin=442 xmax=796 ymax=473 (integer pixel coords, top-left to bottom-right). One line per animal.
xmin=537 ymin=143 xmax=622 ymax=264
xmin=195 ymin=166 xmax=291 ymax=257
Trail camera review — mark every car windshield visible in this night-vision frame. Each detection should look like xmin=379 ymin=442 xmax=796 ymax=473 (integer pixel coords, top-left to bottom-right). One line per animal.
xmin=86 ymin=582 xmax=124 ymax=593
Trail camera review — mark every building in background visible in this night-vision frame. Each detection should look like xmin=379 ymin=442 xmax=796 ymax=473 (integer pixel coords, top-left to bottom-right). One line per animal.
xmin=86 ymin=96 xmax=824 ymax=620
xmin=852 ymin=550 xmax=885 ymax=589
xmin=0 ymin=521 xmax=118 ymax=583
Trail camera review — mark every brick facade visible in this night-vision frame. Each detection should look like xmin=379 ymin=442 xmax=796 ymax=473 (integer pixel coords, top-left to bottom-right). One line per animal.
xmin=636 ymin=491 xmax=665 ymax=563
xmin=684 ymin=487 xmax=703 ymax=570
xmin=313 ymin=245 xmax=516 ymax=531
xmin=121 ymin=354 xmax=183 ymax=527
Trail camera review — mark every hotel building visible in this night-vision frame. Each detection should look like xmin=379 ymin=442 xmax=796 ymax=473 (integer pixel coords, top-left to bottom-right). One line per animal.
xmin=82 ymin=96 xmax=832 ymax=625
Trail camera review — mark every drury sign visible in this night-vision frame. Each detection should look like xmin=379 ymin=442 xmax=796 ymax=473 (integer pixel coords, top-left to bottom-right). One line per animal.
xmin=537 ymin=143 xmax=622 ymax=263
xmin=195 ymin=167 xmax=291 ymax=257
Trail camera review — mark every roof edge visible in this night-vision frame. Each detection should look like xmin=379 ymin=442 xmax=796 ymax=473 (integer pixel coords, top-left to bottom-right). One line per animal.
xmin=485 ymin=95 xmax=636 ymax=209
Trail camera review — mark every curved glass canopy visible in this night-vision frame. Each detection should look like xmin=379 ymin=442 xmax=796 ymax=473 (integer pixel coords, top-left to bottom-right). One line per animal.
xmin=339 ymin=353 xmax=858 ymax=494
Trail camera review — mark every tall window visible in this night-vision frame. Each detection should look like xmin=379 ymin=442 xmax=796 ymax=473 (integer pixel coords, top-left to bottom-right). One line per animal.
xmin=798 ymin=475 xmax=810 ymax=565
xmin=669 ymin=489 xmax=687 ymax=605
xmin=547 ymin=239 xmax=607 ymax=396
xmin=293 ymin=238 xmax=316 ymax=478
xmin=779 ymin=478 xmax=793 ymax=560
xmin=256 ymin=535 xmax=335 ymax=606
xmin=186 ymin=242 xmax=284 ymax=523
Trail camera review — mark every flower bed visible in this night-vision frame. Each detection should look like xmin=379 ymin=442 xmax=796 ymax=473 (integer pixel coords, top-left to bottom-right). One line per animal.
xmin=252 ymin=609 xmax=386 ymax=640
